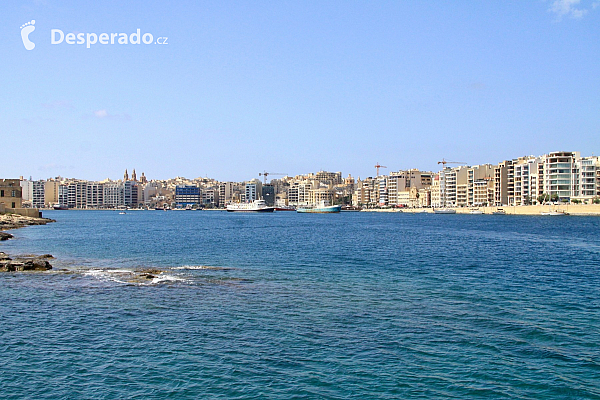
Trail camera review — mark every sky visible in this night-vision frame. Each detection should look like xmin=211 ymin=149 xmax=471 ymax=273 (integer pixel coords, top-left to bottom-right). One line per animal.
xmin=1 ymin=0 xmax=599 ymax=182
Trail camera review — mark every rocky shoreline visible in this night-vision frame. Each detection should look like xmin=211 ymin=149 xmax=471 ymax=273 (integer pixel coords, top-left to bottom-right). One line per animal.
xmin=0 ymin=213 xmax=55 ymax=232
xmin=0 ymin=252 xmax=53 ymax=272
xmin=0 ymin=213 xmax=56 ymax=271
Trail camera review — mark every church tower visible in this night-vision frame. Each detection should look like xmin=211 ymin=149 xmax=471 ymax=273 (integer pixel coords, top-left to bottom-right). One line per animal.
xmin=132 ymin=169 xmax=137 ymax=182
xmin=124 ymin=169 xmax=129 ymax=181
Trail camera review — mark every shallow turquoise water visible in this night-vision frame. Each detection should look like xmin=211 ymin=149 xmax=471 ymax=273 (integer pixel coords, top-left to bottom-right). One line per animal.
xmin=1 ymin=211 xmax=599 ymax=399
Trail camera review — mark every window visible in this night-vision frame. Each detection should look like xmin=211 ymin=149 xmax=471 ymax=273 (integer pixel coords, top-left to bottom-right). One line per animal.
xmin=11 ymin=190 xmax=16 ymax=197
xmin=0 ymin=190 xmax=3 ymax=197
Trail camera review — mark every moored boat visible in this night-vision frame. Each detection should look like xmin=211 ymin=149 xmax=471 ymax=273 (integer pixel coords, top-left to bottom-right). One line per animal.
xmin=469 ymin=208 xmax=484 ymax=214
xmin=541 ymin=210 xmax=569 ymax=216
xmin=227 ymin=200 xmax=275 ymax=212
xmin=53 ymin=204 xmax=68 ymax=210
xmin=492 ymin=208 xmax=506 ymax=215
xmin=274 ymin=206 xmax=296 ymax=211
xmin=297 ymin=201 xmax=341 ymax=213
xmin=433 ymin=208 xmax=456 ymax=214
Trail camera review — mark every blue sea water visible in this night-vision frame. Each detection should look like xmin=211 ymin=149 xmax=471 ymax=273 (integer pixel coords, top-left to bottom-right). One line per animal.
xmin=1 ymin=210 xmax=599 ymax=399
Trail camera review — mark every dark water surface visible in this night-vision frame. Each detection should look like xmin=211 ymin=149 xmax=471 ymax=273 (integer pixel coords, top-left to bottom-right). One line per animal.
xmin=1 ymin=211 xmax=599 ymax=399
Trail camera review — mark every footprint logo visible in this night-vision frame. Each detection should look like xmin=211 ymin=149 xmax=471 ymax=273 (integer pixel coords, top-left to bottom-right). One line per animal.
xmin=20 ymin=20 xmax=36 ymax=50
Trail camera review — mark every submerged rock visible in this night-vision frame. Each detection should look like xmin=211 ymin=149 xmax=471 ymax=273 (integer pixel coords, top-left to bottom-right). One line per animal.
xmin=0 ymin=232 xmax=14 ymax=241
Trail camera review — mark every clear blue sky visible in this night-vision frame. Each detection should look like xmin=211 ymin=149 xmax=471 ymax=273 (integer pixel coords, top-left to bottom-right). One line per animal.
xmin=2 ymin=0 xmax=599 ymax=181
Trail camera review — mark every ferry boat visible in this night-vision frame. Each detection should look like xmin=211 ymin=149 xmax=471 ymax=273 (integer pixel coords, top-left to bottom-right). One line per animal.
xmin=226 ymin=200 xmax=275 ymax=212
xmin=297 ymin=201 xmax=341 ymax=213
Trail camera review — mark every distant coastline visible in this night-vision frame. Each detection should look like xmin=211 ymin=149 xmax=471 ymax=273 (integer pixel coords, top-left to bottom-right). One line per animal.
xmin=362 ymin=204 xmax=600 ymax=215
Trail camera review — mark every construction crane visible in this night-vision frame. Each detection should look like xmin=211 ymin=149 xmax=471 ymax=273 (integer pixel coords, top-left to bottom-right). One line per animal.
xmin=258 ymin=171 xmax=287 ymax=184
xmin=437 ymin=159 xmax=467 ymax=167
xmin=374 ymin=163 xmax=387 ymax=176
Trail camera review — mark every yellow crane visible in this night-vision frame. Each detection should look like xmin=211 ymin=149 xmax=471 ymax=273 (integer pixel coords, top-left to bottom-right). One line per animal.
xmin=374 ymin=163 xmax=387 ymax=176
xmin=437 ymin=159 xmax=467 ymax=167
xmin=258 ymin=171 xmax=287 ymax=184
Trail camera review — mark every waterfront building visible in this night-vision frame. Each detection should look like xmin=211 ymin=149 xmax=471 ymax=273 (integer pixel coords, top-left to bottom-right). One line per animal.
xmin=175 ymin=185 xmax=201 ymax=207
xmin=245 ymin=180 xmax=262 ymax=202
xmin=202 ymin=188 xmax=218 ymax=207
xmin=86 ymin=182 xmax=104 ymax=209
xmin=103 ymin=182 xmax=124 ymax=208
xmin=44 ymin=180 xmax=60 ymax=207
xmin=576 ymin=156 xmax=600 ymax=201
xmin=513 ymin=156 xmax=543 ymax=205
xmin=65 ymin=181 xmax=88 ymax=209
xmin=466 ymin=165 xmax=495 ymax=206
xmin=218 ymin=182 xmax=234 ymax=206
xmin=378 ymin=170 xmax=433 ymax=207
xmin=20 ymin=180 xmax=33 ymax=202
xmin=352 ymin=177 xmax=379 ymax=207
xmin=123 ymin=181 xmax=139 ymax=208
xmin=288 ymin=180 xmax=313 ymax=206
xmin=313 ymin=171 xmax=342 ymax=186
xmin=0 ymin=179 xmax=22 ymax=209
xmin=262 ymin=185 xmax=275 ymax=206
xmin=32 ymin=180 xmax=46 ymax=209
xmin=431 ymin=175 xmax=442 ymax=207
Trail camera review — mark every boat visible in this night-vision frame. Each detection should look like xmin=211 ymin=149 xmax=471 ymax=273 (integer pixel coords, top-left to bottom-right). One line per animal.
xmin=433 ymin=208 xmax=456 ymax=214
xmin=53 ymin=204 xmax=68 ymax=210
xmin=469 ymin=208 xmax=484 ymax=214
xmin=297 ymin=201 xmax=341 ymax=213
xmin=119 ymin=212 xmax=126 ymax=215
xmin=274 ymin=206 xmax=296 ymax=211
xmin=540 ymin=205 xmax=569 ymax=216
xmin=492 ymin=208 xmax=506 ymax=215
xmin=340 ymin=205 xmax=362 ymax=212
xmin=541 ymin=210 xmax=569 ymax=216
xmin=226 ymin=200 xmax=275 ymax=212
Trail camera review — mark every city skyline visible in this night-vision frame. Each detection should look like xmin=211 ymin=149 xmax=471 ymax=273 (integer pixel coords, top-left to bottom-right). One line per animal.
xmin=3 ymin=1 xmax=599 ymax=181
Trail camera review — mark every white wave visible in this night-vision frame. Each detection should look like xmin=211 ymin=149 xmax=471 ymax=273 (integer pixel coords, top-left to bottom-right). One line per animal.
xmin=172 ymin=265 xmax=231 ymax=270
xmin=81 ymin=268 xmax=187 ymax=285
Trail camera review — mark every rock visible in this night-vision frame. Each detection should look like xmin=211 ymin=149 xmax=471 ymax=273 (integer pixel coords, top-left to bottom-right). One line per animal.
xmin=36 ymin=254 xmax=54 ymax=259
xmin=139 ymin=268 xmax=162 ymax=275
xmin=0 ymin=256 xmax=52 ymax=272
xmin=0 ymin=252 xmax=11 ymax=261
xmin=0 ymin=232 xmax=13 ymax=241
xmin=32 ymin=259 xmax=52 ymax=270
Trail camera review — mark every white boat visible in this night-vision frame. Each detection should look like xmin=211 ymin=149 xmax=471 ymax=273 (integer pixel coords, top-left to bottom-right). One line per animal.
xmin=433 ymin=208 xmax=456 ymax=214
xmin=541 ymin=210 xmax=569 ymax=216
xmin=469 ymin=209 xmax=484 ymax=214
xmin=297 ymin=201 xmax=341 ymax=213
xmin=226 ymin=200 xmax=275 ymax=212
xmin=492 ymin=208 xmax=506 ymax=215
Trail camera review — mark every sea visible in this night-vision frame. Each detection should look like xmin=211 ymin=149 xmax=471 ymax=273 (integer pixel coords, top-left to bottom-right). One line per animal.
xmin=1 ymin=210 xmax=599 ymax=399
